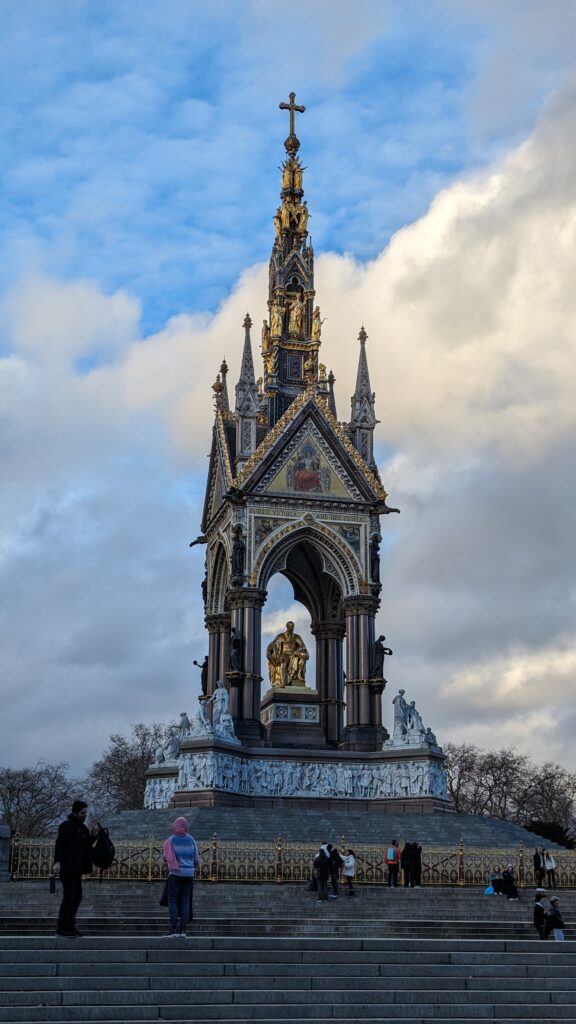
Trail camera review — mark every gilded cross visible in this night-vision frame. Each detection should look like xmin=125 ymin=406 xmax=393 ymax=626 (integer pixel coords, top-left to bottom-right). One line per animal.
xmin=279 ymin=91 xmax=305 ymax=136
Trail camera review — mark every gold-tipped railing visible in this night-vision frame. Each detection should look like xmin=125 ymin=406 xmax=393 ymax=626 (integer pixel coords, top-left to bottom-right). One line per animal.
xmin=9 ymin=832 xmax=576 ymax=886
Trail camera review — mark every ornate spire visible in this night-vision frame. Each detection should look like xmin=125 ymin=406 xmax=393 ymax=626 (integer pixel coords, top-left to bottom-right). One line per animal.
xmin=349 ymin=326 xmax=378 ymax=470
xmin=235 ymin=314 xmax=259 ymax=467
xmin=219 ymin=358 xmax=229 ymax=411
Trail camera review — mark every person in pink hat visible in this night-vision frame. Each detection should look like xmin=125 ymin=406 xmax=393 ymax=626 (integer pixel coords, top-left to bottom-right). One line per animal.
xmin=162 ymin=817 xmax=200 ymax=937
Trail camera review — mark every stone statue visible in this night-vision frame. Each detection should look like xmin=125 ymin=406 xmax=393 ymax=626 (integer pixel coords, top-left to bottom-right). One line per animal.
xmin=261 ymin=319 xmax=270 ymax=354
xmin=208 ymin=681 xmax=238 ymax=742
xmin=273 ymin=208 xmax=282 ymax=238
xmin=193 ymin=655 xmax=209 ymax=696
xmin=229 ymin=627 xmax=244 ymax=672
xmin=370 ymin=535 xmax=381 ymax=583
xmin=288 ymin=296 xmax=304 ymax=336
xmin=391 ymin=689 xmax=408 ymax=744
xmin=406 ymin=701 xmax=426 ymax=743
xmin=271 ymin=302 xmax=283 ymax=337
xmin=191 ymin=698 xmax=212 ymax=738
xmin=266 ymin=621 xmax=309 ymax=688
xmin=162 ymin=725 xmax=181 ymax=763
xmin=201 ymin=574 xmax=207 ymax=607
xmin=370 ymin=635 xmax=393 ymax=679
xmin=298 ymin=201 xmax=309 ymax=232
xmin=425 ymin=727 xmax=438 ymax=746
xmin=311 ymin=306 xmax=322 ymax=342
xmin=178 ymin=712 xmax=191 ymax=741
xmin=231 ymin=525 xmax=245 ymax=581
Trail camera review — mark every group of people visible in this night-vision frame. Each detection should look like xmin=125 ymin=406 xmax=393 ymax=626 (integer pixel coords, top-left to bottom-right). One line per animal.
xmin=533 ymin=847 xmax=558 ymax=889
xmin=486 ymin=864 xmax=519 ymax=900
xmin=311 ymin=844 xmax=357 ymax=901
xmin=534 ymin=891 xmax=564 ymax=941
xmin=385 ymin=839 xmax=423 ymax=887
xmin=52 ymin=802 xmax=200 ymax=939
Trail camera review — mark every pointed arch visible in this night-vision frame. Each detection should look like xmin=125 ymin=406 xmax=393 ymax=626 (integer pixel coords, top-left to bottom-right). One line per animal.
xmin=255 ymin=518 xmax=363 ymax=600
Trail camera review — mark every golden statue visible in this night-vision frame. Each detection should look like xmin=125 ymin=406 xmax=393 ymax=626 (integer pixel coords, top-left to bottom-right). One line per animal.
xmin=293 ymin=164 xmax=303 ymax=189
xmin=271 ymin=302 xmax=283 ymax=337
xmin=281 ymin=203 xmax=292 ymax=230
xmin=298 ymin=201 xmax=309 ymax=232
xmin=273 ymin=208 xmax=282 ymax=238
xmin=266 ymin=621 xmax=309 ymax=688
xmin=261 ymin=319 xmax=270 ymax=353
xmin=311 ymin=306 xmax=322 ymax=341
xmin=281 ymin=162 xmax=293 ymax=189
xmin=288 ymin=296 xmax=304 ymax=335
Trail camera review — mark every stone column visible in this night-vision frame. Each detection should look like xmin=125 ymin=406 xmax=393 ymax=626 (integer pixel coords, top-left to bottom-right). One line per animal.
xmin=205 ymin=613 xmax=231 ymax=697
xmin=312 ymin=622 xmax=345 ymax=746
xmin=226 ymin=587 xmax=267 ymax=745
xmin=341 ymin=595 xmax=383 ymax=751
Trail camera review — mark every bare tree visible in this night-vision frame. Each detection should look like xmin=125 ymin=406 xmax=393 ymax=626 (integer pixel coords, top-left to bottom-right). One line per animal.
xmin=85 ymin=722 xmax=166 ymax=816
xmin=444 ymin=742 xmax=576 ymax=838
xmin=0 ymin=762 xmax=82 ymax=836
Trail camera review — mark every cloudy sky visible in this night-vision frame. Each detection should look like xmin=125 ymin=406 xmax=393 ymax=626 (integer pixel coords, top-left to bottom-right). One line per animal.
xmin=1 ymin=0 xmax=576 ymax=774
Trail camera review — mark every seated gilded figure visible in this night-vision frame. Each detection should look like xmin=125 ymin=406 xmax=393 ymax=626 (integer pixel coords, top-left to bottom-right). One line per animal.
xmin=266 ymin=621 xmax=309 ymax=688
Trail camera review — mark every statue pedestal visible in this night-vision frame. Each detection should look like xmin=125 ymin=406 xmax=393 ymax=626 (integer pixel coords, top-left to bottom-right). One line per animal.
xmin=260 ymin=686 xmax=325 ymax=747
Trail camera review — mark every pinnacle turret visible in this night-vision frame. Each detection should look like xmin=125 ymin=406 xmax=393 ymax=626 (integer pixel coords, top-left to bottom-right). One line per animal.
xmin=234 ymin=314 xmax=259 ymax=467
xmin=350 ymin=327 xmax=378 ymax=471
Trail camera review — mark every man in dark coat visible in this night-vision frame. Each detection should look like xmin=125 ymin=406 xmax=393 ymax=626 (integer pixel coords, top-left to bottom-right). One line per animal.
xmin=314 ymin=843 xmax=332 ymax=903
xmin=52 ymin=800 xmax=96 ymax=937
xmin=533 ymin=893 xmax=547 ymax=940
xmin=328 ymin=846 xmax=343 ymax=899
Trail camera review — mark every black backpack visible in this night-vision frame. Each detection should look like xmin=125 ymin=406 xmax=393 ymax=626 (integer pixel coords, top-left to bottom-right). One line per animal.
xmin=92 ymin=826 xmax=115 ymax=871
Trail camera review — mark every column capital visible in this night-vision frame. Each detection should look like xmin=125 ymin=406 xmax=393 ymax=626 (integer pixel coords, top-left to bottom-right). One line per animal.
xmin=227 ymin=587 xmax=267 ymax=610
xmin=205 ymin=613 xmax=230 ymax=633
xmin=343 ymin=595 xmax=379 ymax=616
xmin=311 ymin=621 xmax=346 ymax=640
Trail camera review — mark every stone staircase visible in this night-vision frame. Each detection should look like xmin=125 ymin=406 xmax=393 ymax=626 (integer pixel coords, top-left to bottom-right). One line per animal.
xmin=99 ymin=807 xmax=559 ymax=846
xmin=0 ymin=882 xmax=574 ymax=940
xmin=0 ymin=934 xmax=575 ymax=1022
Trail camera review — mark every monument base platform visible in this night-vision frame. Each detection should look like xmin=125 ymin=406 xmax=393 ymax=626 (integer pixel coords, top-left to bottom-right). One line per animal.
xmin=171 ymin=790 xmax=451 ymax=812
xmin=144 ymin=740 xmax=450 ymax=812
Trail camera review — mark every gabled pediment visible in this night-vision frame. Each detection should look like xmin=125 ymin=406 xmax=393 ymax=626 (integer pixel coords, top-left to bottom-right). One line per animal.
xmin=234 ymin=394 xmax=387 ymax=503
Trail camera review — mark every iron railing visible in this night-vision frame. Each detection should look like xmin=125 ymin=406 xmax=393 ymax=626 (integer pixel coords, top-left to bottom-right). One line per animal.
xmin=9 ymin=832 xmax=576 ymax=886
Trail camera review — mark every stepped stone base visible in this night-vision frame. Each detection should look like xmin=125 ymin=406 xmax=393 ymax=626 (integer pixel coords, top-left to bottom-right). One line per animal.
xmin=172 ymin=791 xmax=449 ymax=811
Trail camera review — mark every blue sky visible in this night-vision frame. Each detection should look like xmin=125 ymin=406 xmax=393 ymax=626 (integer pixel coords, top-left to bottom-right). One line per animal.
xmin=2 ymin=0 xmax=576 ymax=775
xmin=1 ymin=0 xmax=566 ymax=334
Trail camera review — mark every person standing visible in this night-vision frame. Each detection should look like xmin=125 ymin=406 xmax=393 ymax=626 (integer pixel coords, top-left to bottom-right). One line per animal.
xmin=386 ymin=840 xmax=400 ymax=887
xmin=342 ymin=849 xmax=356 ymax=898
xmin=162 ymin=817 xmax=200 ymax=938
xmin=401 ymin=842 xmax=416 ymax=888
xmin=328 ymin=846 xmax=343 ymax=899
xmin=533 ymin=847 xmax=545 ymax=887
xmin=543 ymin=849 xmax=557 ymax=889
xmin=533 ymin=893 xmax=547 ymax=940
xmin=52 ymin=800 xmax=96 ymax=937
xmin=314 ymin=843 xmax=331 ymax=903
xmin=546 ymin=897 xmax=565 ymax=942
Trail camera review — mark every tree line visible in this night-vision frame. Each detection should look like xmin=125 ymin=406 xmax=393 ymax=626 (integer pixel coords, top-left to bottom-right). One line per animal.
xmin=1 ymin=729 xmax=575 ymax=846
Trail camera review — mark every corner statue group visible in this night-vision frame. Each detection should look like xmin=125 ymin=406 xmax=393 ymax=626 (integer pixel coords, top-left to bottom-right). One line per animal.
xmin=266 ymin=621 xmax=309 ymax=688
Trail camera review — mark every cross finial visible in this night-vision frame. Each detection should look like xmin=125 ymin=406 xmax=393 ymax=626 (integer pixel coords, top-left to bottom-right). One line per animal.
xmin=279 ymin=91 xmax=305 ymax=152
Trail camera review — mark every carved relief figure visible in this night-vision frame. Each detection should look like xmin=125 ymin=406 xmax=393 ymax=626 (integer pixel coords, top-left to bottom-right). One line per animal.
xmin=266 ymin=620 xmax=309 ymax=688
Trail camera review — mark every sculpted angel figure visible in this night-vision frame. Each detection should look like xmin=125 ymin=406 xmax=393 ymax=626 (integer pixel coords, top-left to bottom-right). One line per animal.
xmin=311 ymin=306 xmax=323 ymax=342
xmin=266 ymin=620 xmax=309 ymax=688
xmin=288 ymin=296 xmax=304 ymax=335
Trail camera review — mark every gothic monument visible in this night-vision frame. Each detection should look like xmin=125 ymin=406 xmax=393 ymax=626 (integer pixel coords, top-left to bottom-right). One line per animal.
xmin=145 ymin=93 xmax=449 ymax=812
